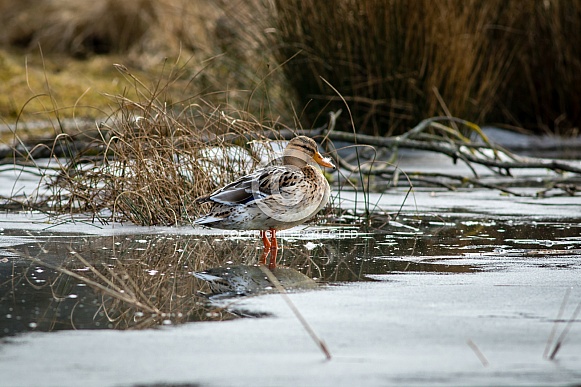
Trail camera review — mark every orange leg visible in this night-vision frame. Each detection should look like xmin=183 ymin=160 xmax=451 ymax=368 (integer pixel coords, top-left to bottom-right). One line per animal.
xmin=259 ymin=230 xmax=271 ymax=265
xmin=268 ymin=228 xmax=278 ymax=269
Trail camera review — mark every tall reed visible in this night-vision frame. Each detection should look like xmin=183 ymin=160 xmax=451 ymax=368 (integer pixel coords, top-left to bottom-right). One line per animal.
xmin=42 ymin=64 xmax=281 ymax=226
xmin=270 ymin=0 xmax=581 ymax=135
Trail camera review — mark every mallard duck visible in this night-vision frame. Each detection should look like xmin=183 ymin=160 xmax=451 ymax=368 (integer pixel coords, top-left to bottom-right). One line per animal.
xmin=194 ymin=136 xmax=335 ymax=268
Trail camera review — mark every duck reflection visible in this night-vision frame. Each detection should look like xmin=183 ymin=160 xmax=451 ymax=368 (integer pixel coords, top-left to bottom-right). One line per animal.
xmin=194 ymin=264 xmax=318 ymax=297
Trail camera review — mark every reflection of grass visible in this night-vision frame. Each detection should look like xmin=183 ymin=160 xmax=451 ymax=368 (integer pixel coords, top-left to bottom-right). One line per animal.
xmin=6 ymin=232 xmax=326 ymax=332
xmin=76 ymin=236 xmax=249 ymax=328
xmin=13 ymin=235 xmax=264 ymax=331
xmin=6 ymin=230 xmax=379 ymax=332
xmin=13 ymin=233 xmax=336 ymax=331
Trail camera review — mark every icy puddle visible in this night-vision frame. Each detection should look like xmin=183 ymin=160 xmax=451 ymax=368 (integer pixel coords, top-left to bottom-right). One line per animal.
xmin=2 ymin=215 xmax=581 ymax=337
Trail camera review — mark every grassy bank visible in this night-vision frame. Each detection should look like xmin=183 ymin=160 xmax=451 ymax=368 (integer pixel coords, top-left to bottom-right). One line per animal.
xmin=0 ymin=0 xmax=292 ymax=142
xmin=1 ymin=0 xmax=579 ymax=137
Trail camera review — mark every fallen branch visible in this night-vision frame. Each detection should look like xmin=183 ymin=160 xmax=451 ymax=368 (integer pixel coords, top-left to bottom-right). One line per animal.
xmin=342 ymin=131 xmax=579 ymax=174
xmin=278 ymin=116 xmax=581 ymax=176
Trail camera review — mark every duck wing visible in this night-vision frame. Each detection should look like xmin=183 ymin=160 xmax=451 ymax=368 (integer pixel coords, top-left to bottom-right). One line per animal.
xmin=199 ymin=166 xmax=304 ymax=206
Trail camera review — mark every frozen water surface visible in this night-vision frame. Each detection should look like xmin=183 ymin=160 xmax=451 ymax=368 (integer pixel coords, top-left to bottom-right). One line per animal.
xmin=0 ymin=210 xmax=580 ymax=386
xmin=0 ymin=150 xmax=580 ymax=386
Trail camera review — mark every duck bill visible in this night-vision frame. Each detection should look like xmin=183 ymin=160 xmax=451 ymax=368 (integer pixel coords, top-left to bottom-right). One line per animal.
xmin=313 ymin=151 xmax=336 ymax=169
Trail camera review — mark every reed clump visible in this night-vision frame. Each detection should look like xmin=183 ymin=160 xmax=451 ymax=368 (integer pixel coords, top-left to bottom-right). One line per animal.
xmin=270 ymin=0 xmax=581 ymax=136
xmin=41 ymin=64 xmax=281 ymax=226
xmin=3 ymin=0 xmax=578 ymax=138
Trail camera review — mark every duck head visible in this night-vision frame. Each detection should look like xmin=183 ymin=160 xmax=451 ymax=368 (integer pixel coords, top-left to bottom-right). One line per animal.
xmin=282 ymin=136 xmax=336 ymax=169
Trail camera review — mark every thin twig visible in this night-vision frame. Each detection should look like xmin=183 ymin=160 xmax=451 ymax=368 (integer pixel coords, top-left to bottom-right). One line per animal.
xmin=467 ymin=339 xmax=489 ymax=367
xmin=544 ymin=288 xmax=571 ymax=359
xmin=259 ymin=265 xmax=332 ymax=360
xmin=548 ymin=298 xmax=581 ymax=360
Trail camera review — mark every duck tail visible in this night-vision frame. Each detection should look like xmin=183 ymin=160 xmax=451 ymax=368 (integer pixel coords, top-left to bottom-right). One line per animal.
xmin=193 ymin=215 xmax=222 ymax=225
xmin=194 ymin=195 xmax=211 ymax=204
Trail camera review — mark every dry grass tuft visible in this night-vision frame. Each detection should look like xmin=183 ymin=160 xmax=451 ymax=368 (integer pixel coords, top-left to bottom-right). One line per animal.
xmin=39 ymin=64 xmax=283 ymax=226
xmin=79 ymin=236 xmax=261 ymax=328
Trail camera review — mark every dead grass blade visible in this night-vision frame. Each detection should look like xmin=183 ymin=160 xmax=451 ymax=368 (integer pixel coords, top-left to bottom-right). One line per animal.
xmin=546 ymin=289 xmax=581 ymax=361
xmin=259 ymin=265 xmax=332 ymax=360
xmin=466 ymin=338 xmax=489 ymax=367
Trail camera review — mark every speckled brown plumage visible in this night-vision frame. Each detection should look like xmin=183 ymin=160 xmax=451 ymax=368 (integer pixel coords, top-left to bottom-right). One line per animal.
xmin=194 ymin=136 xmax=335 ymax=268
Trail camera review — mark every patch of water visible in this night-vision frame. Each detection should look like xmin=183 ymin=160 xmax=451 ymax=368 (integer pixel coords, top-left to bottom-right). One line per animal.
xmin=1 ymin=216 xmax=580 ymax=338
